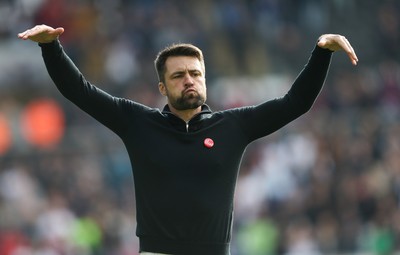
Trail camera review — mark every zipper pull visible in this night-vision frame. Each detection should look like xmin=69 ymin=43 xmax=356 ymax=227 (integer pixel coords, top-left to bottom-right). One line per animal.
xmin=185 ymin=122 xmax=189 ymax=132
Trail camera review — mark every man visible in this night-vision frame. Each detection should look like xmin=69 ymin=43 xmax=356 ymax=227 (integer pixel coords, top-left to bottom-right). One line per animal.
xmin=18 ymin=25 xmax=358 ymax=255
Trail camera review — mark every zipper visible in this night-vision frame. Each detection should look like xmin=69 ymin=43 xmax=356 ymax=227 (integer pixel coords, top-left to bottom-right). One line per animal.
xmin=166 ymin=110 xmax=208 ymax=133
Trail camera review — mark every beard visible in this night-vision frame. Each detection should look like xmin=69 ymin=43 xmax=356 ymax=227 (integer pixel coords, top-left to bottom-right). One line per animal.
xmin=169 ymin=90 xmax=206 ymax=111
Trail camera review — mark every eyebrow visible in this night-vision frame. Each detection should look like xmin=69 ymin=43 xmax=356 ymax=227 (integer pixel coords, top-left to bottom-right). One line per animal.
xmin=170 ymin=69 xmax=202 ymax=77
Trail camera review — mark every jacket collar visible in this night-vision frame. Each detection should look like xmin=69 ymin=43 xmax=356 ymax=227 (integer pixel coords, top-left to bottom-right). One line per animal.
xmin=162 ymin=104 xmax=212 ymax=118
xmin=162 ymin=104 xmax=213 ymax=132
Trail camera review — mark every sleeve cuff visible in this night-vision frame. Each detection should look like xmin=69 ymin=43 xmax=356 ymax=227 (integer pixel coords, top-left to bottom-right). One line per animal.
xmin=38 ymin=39 xmax=60 ymax=48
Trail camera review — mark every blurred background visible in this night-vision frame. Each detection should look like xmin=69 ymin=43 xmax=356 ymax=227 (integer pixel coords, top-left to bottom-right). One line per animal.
xmin=1 ymin=0 xmax=400 ymax=254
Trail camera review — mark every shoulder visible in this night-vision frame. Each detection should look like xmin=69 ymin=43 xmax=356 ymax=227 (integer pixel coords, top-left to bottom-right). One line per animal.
xmin=116 ymin=97 xmax=161 ymax=116
xmin=216 ymin=106 xmax=256 ymax=117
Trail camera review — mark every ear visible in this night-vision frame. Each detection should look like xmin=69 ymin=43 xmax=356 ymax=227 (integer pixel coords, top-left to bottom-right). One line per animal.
xmin=158 ymin=82 xmax=167 ymax=96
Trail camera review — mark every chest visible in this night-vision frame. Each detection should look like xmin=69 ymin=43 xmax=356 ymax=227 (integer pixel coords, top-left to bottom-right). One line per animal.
xmin=124 ymin=116 xmax=247 ymax=179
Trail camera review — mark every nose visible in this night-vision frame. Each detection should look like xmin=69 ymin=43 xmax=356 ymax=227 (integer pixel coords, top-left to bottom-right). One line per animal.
xmin=183 ymin=73 xmax=194 ymax=87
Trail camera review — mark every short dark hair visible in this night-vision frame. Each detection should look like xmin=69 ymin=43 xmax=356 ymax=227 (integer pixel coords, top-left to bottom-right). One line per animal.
xmin=154 ymin=43 xmax=205 ymax=83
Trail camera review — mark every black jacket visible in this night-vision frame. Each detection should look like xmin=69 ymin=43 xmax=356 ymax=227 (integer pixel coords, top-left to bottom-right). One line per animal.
xmin=40 ymin=40 xmax=332 ymax=255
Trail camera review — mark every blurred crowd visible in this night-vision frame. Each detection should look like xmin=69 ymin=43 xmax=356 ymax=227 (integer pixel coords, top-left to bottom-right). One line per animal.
xmin=1 ymin=0 xmax=400 ymax=254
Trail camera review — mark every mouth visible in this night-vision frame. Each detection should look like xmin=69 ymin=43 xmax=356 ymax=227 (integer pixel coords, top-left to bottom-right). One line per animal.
xmin=184 ymin=88 xmax=197 ymax=94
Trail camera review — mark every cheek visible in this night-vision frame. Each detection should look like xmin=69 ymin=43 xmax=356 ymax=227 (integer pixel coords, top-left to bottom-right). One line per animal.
xmin=199 ymin=80 xmax=207 ymax=93
xmin=168 ymin=86 xmax=183 ymax=98
xmin=165 ymin=82 xmax=182 ymax=94
xmin=202 ymin=85 xmax=207 ymax=94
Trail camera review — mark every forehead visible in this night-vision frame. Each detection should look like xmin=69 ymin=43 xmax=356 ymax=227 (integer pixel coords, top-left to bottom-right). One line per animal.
xmin=165 ymin=56 xmax=203 ymax=73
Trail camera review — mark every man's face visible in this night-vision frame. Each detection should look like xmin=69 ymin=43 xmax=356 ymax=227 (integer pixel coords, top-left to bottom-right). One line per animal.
xmin=159 ymin=56 xmax=206 ymax=111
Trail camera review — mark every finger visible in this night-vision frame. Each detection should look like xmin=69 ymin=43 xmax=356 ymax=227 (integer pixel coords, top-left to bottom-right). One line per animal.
xmin=334 ymin=36 xmax=357 ymax=65
xmin=344 ymin=49 xmax=357 ymax=65
xmin=346 ymin=48 xmax=358 ymax=66
xmin=346 ymin=42 xmax=358 ymax=66
xmin=18 ymin=27 xmax=41 ymax=39
xmin=20 ymin=26 xmax=39 ymax=38
xmin=18 ymin=30 xmax=33 ymax=40
xmin=17 ymin=29 xmax=31 ymax=39
xmin=341 ymin=37 xmax=358 ymax=65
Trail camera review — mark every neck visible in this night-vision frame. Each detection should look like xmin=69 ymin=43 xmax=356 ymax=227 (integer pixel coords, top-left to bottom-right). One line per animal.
xmin=169 ymin=105 xmax=202 ymax=122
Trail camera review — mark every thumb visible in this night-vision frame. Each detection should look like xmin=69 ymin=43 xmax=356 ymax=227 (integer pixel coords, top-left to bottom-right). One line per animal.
xmin=317 ymin=38 xmax=327 ymax=48
xmin=52 ymin=27 xmax=65 ymax=36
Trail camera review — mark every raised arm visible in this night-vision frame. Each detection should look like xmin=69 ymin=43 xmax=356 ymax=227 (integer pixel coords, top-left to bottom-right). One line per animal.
xmin=17 ymin=25 xmax=132 ymax=135
xmin=239 ymin=34 xmax=358 ymax=141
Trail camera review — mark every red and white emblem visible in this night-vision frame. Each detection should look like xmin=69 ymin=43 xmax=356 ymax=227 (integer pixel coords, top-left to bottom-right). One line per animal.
xmin=203 ymin=138 xmax=214 ymax=148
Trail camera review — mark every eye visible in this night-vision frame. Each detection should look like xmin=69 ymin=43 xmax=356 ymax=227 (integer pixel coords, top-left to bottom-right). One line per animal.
xmin=191 ymin=71 xmax=202 ymax=77
xmin=172 ymin=73 xmax=184 ymax=79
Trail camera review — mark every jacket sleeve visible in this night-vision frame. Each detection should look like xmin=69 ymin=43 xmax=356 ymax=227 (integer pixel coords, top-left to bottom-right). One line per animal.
xmin=234 ymin=45 xmax=333 ymax=142
xmin=40 ymin=39 xmax=134 ymax=134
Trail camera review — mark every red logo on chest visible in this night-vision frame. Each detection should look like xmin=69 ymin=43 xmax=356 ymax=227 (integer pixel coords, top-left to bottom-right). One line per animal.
xmin=203 ymin=138 xmax=214 ymax=148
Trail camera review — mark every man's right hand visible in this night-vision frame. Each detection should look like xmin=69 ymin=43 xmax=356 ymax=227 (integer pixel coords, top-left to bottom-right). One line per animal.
xmin=18 ymin=24 xmax=64 ymax=43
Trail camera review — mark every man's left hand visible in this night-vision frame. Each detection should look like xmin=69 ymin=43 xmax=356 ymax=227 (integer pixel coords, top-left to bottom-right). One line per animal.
xmin=318 ymin=34 xmax=358 ymax=66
